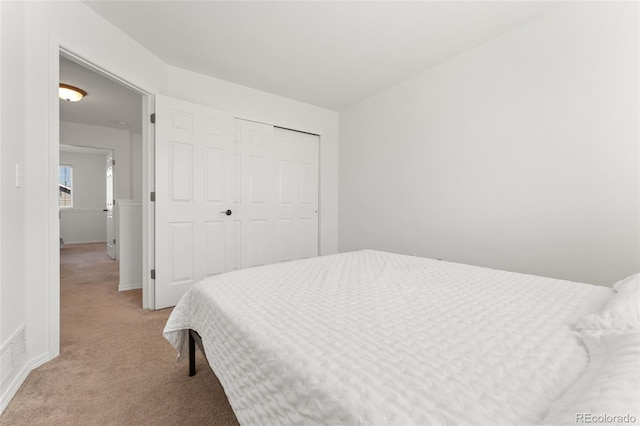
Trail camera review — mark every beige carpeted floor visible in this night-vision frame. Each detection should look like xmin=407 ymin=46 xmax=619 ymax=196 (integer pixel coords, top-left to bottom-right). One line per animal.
xmin=0 ymin=243 xmax=239 ymax=426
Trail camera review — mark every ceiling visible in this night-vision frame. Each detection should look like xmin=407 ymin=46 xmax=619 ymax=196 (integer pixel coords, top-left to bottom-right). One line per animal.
xmin=84 ymin=1 xmax=562 ymax=111
xmin=60 ymin=56 xmax=143 ymax=133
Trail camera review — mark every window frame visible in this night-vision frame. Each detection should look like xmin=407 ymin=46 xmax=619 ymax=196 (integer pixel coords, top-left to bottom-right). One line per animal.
xmin=59 ymin=164 xmax=73 ymax=209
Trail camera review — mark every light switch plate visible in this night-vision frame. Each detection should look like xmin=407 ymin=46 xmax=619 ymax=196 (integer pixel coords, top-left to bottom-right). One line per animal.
xmin=15 ymin=164 xmax=23 ymax=188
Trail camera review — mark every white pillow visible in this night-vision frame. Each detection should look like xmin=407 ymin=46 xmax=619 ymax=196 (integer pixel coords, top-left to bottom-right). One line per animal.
xmin=541 ymin=329 xmax=640 ymax=425
xmin=577 ymin=273 xmax=640 ymax=330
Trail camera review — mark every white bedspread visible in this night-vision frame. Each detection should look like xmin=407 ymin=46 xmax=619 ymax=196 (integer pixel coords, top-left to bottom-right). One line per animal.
xmin=163 ymin=250 xmax=613 ymax=426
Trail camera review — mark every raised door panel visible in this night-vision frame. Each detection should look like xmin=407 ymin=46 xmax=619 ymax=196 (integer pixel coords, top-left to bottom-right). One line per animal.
xmin=205 ymin=221 xmax=226 ymax=276
xmin=170 ymin=111 xmax=193 ymax=132
xmin=170 ymin=222 xmax=193 ymax=283
xmin=234 ymin=153 xmax=242 ymax=204
xmin=299 ymin=163 xmax=314 ymax=205
xmin=204 ymin=148 xmax=226 ymax=203
xmin=277 ymin=218 xmax=297 ymax=262
xmin=278 ymin=161 xmax=300 ymax=205
xmin=249 ymin=155 xmax=268 ymax=205
xmin=169 ymin=142 xmax=194 ymax=202
xmin=233 ymin=220 xmax=242 ymax=270
xmin=250 ymin=219 xmax=267 ymax=267
xmin=298 ymin=218 xmax=316 ymax=259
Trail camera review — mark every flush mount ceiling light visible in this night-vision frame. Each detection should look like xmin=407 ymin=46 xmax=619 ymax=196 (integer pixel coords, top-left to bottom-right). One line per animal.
xmin=59 ymin=83 xmax=87 ymax=102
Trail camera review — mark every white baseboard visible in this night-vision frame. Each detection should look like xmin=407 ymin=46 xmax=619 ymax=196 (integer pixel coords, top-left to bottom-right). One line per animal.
xmin=0 ymin=352 xmax=53 ymax=415
xmin=118 ymin=282 xmax=142 ymax=292
xmin=29 ymin=353 xmax=52 ymax=371
xmin=62 ymin=240 xmax=107 ymax=245
xmin=0 ymin=363 xmax=30 ymax=415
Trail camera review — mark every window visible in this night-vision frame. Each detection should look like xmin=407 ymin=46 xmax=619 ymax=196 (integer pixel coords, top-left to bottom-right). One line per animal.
xmin=59 ymin=165 xmax=73 ymax=207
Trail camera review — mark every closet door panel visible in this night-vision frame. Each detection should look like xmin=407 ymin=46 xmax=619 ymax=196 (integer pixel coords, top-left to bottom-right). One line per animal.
xmin=234 ymin=119 xmax=277 ymax=268
xmin=274 ymin=128 xmax=319 ymax=262
xmin=234 ymin=121 xmax=319 ymax=268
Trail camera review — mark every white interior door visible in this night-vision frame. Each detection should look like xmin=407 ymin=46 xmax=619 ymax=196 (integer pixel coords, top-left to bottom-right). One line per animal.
xmin=155 ymin=95 xmax=235 ymax=309
xmin=106 ymin=153 xmax=116 ymax=259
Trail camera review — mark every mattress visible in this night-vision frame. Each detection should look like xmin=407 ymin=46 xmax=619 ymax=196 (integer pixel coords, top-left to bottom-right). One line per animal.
xmin=163 ymin=250 xmax=614 ymax=425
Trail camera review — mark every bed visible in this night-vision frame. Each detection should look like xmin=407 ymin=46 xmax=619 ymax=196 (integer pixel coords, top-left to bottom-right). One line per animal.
xmin=163 ymin=250 xmax=640 ymax=425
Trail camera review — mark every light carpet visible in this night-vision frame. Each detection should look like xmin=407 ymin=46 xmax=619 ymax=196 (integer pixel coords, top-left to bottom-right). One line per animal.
xmin=0 ymin=243 xmax=239 ymax=425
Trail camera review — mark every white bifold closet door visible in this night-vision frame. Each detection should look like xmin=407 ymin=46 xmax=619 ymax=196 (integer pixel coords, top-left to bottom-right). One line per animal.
xmin=234 ymin=119 xmax=319 ymax=270
xmin=154 ymin=96 xmax=319 ymax=309
xmin=273 ymin=126 xmax=319 ymax=262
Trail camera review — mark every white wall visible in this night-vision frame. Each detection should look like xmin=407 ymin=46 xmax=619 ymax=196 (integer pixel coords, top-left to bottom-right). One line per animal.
xmin=117 ymin=200 xmax=143 ymax=291
xmin=339 ymin=2 xmax=639 ymax=286
xmin=59 ymin=123 xmax=144 ymax=244
xmin=166 ymin=66 xmax=340 ymax=255
xmin=1 ymin=0 xmax=167 ymax=412
xmin=0 ymin=0 xmax=26 ymax=395
xmin=130 ymin=133 xmax=143 ymax=200
xmin=59 ymin=151 xmax=108 ymax=244
xmin=61 ymin=122 xmax=134 ymax=200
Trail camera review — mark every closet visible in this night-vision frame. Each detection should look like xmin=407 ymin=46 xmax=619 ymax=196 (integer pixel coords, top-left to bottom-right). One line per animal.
xmin=233 ymin=119 xmax=319 ymax=268
xmin=154 ymin=95 xmax=319 ymax=308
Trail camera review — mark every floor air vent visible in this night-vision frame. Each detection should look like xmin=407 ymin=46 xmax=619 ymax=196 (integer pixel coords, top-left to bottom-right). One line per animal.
xmin=0 ymin=327 xmax=26 ymax=383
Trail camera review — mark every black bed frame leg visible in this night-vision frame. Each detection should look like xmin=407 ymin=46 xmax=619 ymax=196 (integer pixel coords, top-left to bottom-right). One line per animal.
xmin=188 ymin=329 xmax=196 ymax=377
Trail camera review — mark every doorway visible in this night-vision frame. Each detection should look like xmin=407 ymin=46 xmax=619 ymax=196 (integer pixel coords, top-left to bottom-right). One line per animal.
xmin=59 ymin=53 xmax=144 ymax=290
xmin=47 ymin=45 xmax=155 ymax=361
xmin=58 ymin=145 xmax=112 ymax=247
xmin=56 ymin=48 xmax=154 ymax=316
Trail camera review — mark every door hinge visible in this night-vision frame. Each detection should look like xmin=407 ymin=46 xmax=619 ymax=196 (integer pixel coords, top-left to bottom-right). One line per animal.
xmin=150 ymin=113 xmax=156 ymax=124
xmin=150 ymin=191 xmax=156 ymax=202
xmin=150 ymin=269 xmax=156 ymax=280
xmin=112 ymin=159 xmax=115 ymax=166
xmin=113 ymin=199 xmax=116 ymax=206
xmin=113 ymin=238 xmax=116 ymax=244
